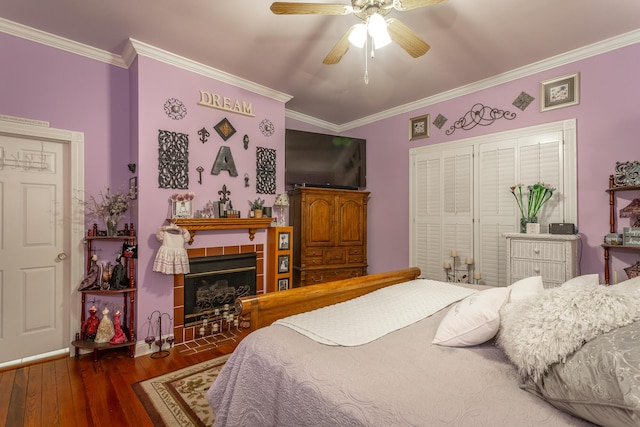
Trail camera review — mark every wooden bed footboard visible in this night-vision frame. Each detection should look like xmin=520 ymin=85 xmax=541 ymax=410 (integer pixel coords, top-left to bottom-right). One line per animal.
xmin=236 ymin=267 xmax=421 ymax=331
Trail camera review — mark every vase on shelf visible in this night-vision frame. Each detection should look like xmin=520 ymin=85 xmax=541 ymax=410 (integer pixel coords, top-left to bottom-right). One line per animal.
xmin=520 ymin=216 xmax=537 ymax=233
xmin=104 ymin=214 xmax=120 ymax=236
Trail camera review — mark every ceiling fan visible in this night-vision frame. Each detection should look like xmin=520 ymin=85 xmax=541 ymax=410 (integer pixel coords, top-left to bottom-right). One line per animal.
xmin=270 ymin=0 xmax=445 ymax=65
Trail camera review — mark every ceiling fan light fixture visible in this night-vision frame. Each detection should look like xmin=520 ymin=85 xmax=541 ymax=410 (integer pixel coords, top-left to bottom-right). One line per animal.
xmin=348 ymin=23 xmax=368 ymax=48
xmin=367 ymin=13 xmax=391 ymax=49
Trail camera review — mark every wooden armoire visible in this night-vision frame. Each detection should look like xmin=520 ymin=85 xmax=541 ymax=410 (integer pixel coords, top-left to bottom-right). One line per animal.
xmin=288 ymin=187 xmax=369 ymax=287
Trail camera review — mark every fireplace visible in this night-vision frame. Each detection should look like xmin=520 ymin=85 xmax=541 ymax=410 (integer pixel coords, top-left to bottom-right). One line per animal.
xmin=173 ymin=243 xmax=264 ymax=353
xmin=183 ymin=253 xmax=256 ymax=327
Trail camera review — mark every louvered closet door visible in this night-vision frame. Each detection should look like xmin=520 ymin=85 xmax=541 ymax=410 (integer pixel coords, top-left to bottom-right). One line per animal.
xmin=476 ymin=141 xmax=518 ymax=288
xmin=411 ymin=146 xmax=473 ymax=281
xmin=410 ymin=120 xmax=576 ymax=288
xmin=477 ymin=131 xmax=565 ymax=287
xmin=517 ymin=132 xmax=565 ymax=226
xmin=412 ymin=152 xmax=443 ymax=280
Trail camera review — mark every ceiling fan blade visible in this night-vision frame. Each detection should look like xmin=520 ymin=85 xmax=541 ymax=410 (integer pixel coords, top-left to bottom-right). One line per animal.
xmin=323 ymin=25 xmax=357 ymax=65
xmin=387 ymin=18 xmax=430 ymax=58
xmin=393 ymin=0 xmax=447 ymax=11
xmin=270 ymin=2 xmax=353 ymax=15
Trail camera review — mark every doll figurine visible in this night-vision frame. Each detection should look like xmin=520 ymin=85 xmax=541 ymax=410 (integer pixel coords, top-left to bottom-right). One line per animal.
xmin=81 ymin=305 xmax=100 ymax=341
xmin=94 ymin=307 xmax=115 ymax=343
xmin=109 ymin=310 xmax=127 ymax=344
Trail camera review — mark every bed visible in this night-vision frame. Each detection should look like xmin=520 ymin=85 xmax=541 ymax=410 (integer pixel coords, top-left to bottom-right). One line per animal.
xmin=207 ymin=267 xmax=640 ymax=426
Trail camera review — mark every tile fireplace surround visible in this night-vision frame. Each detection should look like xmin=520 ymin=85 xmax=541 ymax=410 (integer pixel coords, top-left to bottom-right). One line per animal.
xmin=173 ymin=243 xmax=263 ymax=355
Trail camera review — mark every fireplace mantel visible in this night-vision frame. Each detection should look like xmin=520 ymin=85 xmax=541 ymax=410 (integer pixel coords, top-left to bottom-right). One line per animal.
xmin=169 ymin=217 xmax=274 ymax=244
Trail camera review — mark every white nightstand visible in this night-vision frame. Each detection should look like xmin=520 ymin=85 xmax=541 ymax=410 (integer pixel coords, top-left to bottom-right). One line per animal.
xmin=504 ymin=233 xmax=580 ymax=288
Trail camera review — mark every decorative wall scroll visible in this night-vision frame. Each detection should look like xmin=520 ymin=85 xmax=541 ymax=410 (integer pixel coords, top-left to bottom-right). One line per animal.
xmin=540 ymin=73 xmax=580 ymax=112
xmin=158 ymin=130 xmax=189 ymax=189
xmin=433 ymin=114 xmax=448 ymax=130
xmin=214 ymin=118 xmax=237 ymax=141
xmin=259 ymin=119 xmax=275 ymax=137
xmin=198 ymin=127 xmax=210 ymax=143
xmin=512 ymin=91 xmax=535 ymax=111
xmin=256 ymin=147 xmax=276 ymax=194
xmin=445 ymin=103 xmax=516 ymax=136
xmin=211 ymin=146 xmax=238 ymax=177
xmin=164 ymin=98 xmax=187 ymax=120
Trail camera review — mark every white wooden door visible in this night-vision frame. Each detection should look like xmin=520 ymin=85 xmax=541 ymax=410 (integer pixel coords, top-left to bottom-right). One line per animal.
xmin=0 ymin=119 xmax=84 ymax=365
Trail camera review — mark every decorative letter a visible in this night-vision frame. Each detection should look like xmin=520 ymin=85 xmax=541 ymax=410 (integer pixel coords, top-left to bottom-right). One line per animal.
xmin=211 ymin=146 xmax=238 ymax=177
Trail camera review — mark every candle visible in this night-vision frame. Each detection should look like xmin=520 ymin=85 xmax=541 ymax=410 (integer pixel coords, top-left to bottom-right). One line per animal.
xmin=224 ymin=304 xmax=230 ymax=311
xmin=213 ymin=323 xmax=219 ymax=332
xmin=214 ymin=308 xmax=220 ymax=316
xmin=466 ymin=257 xmax=473 ymax=265
xmin=443 ymin=261 xmax=451 ymax=269
xmin=474 ymin=272 xmax=481 ymax=280
xmin=203 ymin=318 xmax=208 ymax=326
xmin=450 ymin=250 xmax=458 ymax=257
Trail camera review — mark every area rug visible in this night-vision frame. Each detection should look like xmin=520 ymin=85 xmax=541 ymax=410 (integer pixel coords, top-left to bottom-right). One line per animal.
xmin=133 ymin=354 xmax=230 ymax=427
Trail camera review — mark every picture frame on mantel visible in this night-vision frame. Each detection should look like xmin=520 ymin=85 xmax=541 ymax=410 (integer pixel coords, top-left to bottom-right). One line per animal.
xmin=540 ymin=73 xmax=580 ymax=112
xmin=409 ymin=114 xmax=430 ymax=141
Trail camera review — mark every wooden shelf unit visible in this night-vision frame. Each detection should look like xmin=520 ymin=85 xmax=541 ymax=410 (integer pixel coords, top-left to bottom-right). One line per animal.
xmin=72 ymin=224 xmax=136 ymax=361
xmin=602 ymin=176 xmax=640 ymax=284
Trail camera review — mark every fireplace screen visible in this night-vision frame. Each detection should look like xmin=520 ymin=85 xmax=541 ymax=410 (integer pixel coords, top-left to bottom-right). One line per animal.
xmin=184 ymin=253 xmax=256 ymax=326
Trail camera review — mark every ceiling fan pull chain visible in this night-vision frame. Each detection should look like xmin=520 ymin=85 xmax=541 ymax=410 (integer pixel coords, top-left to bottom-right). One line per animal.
xmin=364 ymin=35 xmax=369 ymax=84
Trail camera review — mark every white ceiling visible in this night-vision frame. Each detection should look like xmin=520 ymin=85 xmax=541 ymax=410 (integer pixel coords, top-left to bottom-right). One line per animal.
xmin=1 ymin=0 xmax=639 ymax=128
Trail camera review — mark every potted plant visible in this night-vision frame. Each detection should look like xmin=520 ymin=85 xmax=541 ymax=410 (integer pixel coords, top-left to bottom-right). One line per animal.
xmin=248 ymin=197 xmax=265 ymax=218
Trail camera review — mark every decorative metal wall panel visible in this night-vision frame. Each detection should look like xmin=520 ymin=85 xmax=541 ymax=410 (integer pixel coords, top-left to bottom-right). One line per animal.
xmin=256 ymin=147 xmax=276 ymax=194
xmin=158 ymin=130 xmax=189 ymax=189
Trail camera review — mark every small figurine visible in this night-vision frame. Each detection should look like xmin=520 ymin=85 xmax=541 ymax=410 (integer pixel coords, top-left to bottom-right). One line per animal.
xmin=109 ymin=254 xmax=128 ymax=290
xmin=94 ymin=307 xmax=115 ymax=343
xmin=79 ymin=255 xmax=102 ymax=291
xmin=81 ymin=305 xmax=100 ymax=341
xmin=109 ymin=310 xmax=127 ymax=344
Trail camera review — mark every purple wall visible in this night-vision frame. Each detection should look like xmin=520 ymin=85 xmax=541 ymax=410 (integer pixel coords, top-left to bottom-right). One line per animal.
xmin=345 ymin=43 xmax=640 ymax=279
xmin=3 ymin=28 xmax=639 ymax=345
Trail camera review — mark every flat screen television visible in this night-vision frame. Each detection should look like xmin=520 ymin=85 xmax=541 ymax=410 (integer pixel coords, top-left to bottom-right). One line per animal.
xmin=285 ymin=129 xmax=366 ymax=190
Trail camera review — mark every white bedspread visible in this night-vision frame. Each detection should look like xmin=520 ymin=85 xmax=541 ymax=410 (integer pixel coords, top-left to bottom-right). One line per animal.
xmin=273 ymin=279 xmax=475 ymax=346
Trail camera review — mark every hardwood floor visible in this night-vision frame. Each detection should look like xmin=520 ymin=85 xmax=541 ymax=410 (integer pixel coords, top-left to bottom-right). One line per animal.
xmin=0 ymin=342 xmax=236 ymax=427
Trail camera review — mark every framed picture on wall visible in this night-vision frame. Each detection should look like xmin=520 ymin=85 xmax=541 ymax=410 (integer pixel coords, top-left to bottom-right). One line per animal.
xmin=540 ymin=73 xmax=580 ymax=112
xmin=409 ymin=114 xmax=430 ymax=141
xmin=278 ymin=278 xmax=289 ymax=291
xmin=278 ymin=231 xmax=290 ymax=250
xmin=278 ymin=254 xmax=290 ymax=274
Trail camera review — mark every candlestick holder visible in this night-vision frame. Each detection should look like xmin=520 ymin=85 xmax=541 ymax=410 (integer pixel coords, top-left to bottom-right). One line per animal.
xmin=147 ymin=310 xmax=174 ymax=359
xmin=444 ymin=252 xmax=473 ymax=284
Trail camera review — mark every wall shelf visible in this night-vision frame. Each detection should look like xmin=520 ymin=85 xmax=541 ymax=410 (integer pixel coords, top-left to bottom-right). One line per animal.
xmin=169 ymin=217 xmax=274 ymax=244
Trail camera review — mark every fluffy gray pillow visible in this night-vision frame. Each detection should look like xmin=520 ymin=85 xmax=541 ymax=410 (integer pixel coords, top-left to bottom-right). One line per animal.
xmin=496 ymin=281 xmax=640 ymax=381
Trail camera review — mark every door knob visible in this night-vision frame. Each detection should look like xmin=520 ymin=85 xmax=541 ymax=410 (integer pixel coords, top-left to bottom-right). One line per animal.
xmin=57 ymin=252 xmax=68 ymax=260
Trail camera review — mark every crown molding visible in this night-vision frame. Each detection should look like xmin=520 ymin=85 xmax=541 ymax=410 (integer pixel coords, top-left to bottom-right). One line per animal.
xmin=124 ymin=39 xmax=293 ymax=104
xmin=0 ymin=18 xmax=127 ymax=68
xmin=0 ymin=18 xmax=292 ymax=104
xmin=331 ymin=29 xmax=640 ymax=132
xmin=1 ymin=16 xmax=637 ymax=131
xmin=285 ymin=110 xmax=341 ymax=133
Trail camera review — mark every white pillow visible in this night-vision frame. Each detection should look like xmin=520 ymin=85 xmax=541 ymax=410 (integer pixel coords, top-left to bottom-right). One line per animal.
xmin=432 ymin=287 xmax=511 ymax=347
xmin=508 ymin=276 xmax=543 ymax=302
xmin=615 ymin=276 xmax=640 ymax=295
xmin=561 ymin=273 xmax=600 ymax=287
